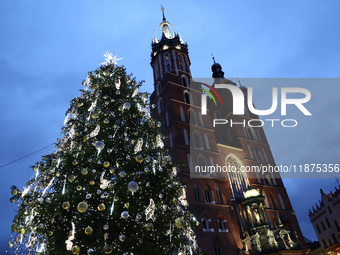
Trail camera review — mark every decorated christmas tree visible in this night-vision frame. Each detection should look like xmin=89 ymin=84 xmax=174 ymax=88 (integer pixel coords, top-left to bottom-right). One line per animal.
xmin=7 ymin=53 xmax=198 ymax=255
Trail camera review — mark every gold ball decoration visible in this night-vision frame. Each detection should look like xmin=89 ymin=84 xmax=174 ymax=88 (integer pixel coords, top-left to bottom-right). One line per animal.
xmin=83 ymin=135 xmax=89 ymax=141
xmin=102 ymin=70 xmax=109 ymax=76
xmin=56 ymin=171 xmax=60 ymax=177
xmin=119 ymin=235 xmax=125 ymax=242
xmin=103 ymin=161 xmax=110 ymax=168
xmin=124 ymin=203 xmax=129 ymax=209
xmin=10 ymin=198 xmax=16 ymax=203
xmin=49 ymin=231 xmax=53 ymax=236
xmin=33 ymin=166 xmax=38 ymax=172
xmin=89 ymin=180 xmax=95 ymax=185
xmin=18 ymin=228 xmax=25 ymax=235
xmin=103 ymin=244 xmax=113 ymax=254
xmin=11 ymin=189 xmax=18 ymax=195
xmin=68 ymin=175 xmax=76 ymax=182
xmin=76 ymin=185 xmax=82 ymax=191
xmin=85 ymin=226 xmax=93 ymax=235
xmin=81 ymin=169 xmax=88 ymax=175
xmin=72 ymin=245 xmax=80 ymax=254
xmin=98 ymin=203 xmax=106 ymax=211
xmin=72 ymin=161 xmax=78 ymax=166
xmin=62 ymin=201 xmax=70 ymax=210
xmin=175 ymin=218 xmax=184 ymax=228
xmin=77 ymin=201 xmax=89 ymax=213
xmin=113 ymin=196 xmax=119 ymax=201
xmin=145 ymin=223 xmax=154 ymax=231
xmin=104 ymin=119 xmax=109 ymax=124
xmin=11 ymin=224 xmax=17 ymax=232
xmin=91 ymin=111 xmax=100 ymax=119
xmin=135 ymin=155 xmax=143 ymax=163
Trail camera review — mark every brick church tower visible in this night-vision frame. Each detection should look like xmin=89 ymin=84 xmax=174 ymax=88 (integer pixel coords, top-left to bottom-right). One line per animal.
xmin=150 ymin=8 xmax=309 ymax=255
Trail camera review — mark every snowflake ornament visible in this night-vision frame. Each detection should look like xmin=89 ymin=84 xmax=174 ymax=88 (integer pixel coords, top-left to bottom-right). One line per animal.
xmin=100 ymin=52 xmax=122 ymax=66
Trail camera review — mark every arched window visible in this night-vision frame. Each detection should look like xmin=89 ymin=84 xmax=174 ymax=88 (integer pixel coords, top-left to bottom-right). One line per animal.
xmin=179 ymin=54 xmax=185 ymax=71
xmin=188 ymin=109 xmax=197 ymax=125
xmin=184 ymin=90 xmax=193 ymax=104
xmin=270 ymin=194 xmax=278 ymax=209
xmin=204 ymin=134 xmax=210 ymax=150
xmin=193 ymin=131 xmax=203 ymax=149
xmin=181 ymin=75 xmax=189 ymax=88
xmin=194 ymin=182 xmax=201 ymax=202
xmin=247 ymin=127 xmax=258 ymax=141
xmin=278 ymin=194 xmax=286 ymax=210
xmin=202 ymin=215 xmax=211 ymax=231
xmin=183 ymin=129 xmax=189 ymax=145
xmin=198 ymin=112 xmax=205 ymax=127
xmin=218 ymin=218 xmax=227 ymax=231
xmin=180 ymin=106 xmax=186 ymax=122
xmin=214 ymin=242 xmax=222 ymax=255
xmin=216 ymin=186 xmax=223 ymax=204
xmin=165 ymin=53 xmax=171 ymax=71
xmin=262 ymin=148 xmax=269 ymax=162
xmin=257 ymin=129 xmax=262 ymax=142
xmin=214 ymin=110 xmax=221 ymax=119
xmin=157 ymin=97 xmax=163 ymax=114
xmin=247 ymin=145 xmax=254 ymax=159
xmin=270 ymin=171 xmax=277 ymax=186
xmin=226 ymin=155 xmax=248 ymax=198
xmin=165 ymin=111 xmax=169 ymax=126
xmin=210 ymin=157 xmax=216 ymax=177
xmin=262 ymin=191 xmax=270 ymax=208
xmin=187 ymin=153 xmax=194 ymax=172
xmin=169 ymin=132 xmax=173 ymax=147
xmin=198 ymin=154 xmax=208 ymax=176
xmin=256 ymin=172 xmax=262 ymax=184
xmin=156 ymin=81 xmax=161 ymax=96
xmin=204 ymin=185 xmax=214 ymax=203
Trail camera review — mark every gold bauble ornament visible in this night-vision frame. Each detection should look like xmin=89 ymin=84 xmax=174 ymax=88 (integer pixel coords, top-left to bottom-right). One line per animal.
xmin=85 ymin=226 xmax=93 ymax=235
xmin=18 ymin=228 xmax=25 ymax=235
xmin=89 ymin=180 xmax=95 ymax=185
xmin=49 ymin=231 xmax=53 ymax=236
xmin=124 ymin=203 xmax=129 ymax=209
xmin=72 ymin=245 xmax=80 ymax=254
xmin=91 ymin=112 xmax=99 ymax=119
xmin=56 ymin=172 xmax=60 ymax=177
xmin=11 ymin=224 xmax=17 ymax=232
xmin=77 ymin=201 xmax=89 ymax=213
xmin=119 ymin=235 xmax=125 ymax=242
xmin=11 ymin=189 xmax=18 ymax=195
xmin=68 ymin=175 xmax=76 ymax=182
xmin=175 ymin=218 xmax=184 ymax=228
xmin=103 ymin=161 xmax=110 ymax=168
xmin=103 ymin=244 xmax=113 ymax=254
xmin=104 ymin=83 xmax=109 ymax=87
xmin=104 ymin=119 xmax=109 ymax=124
xmin=33 ymin=166 xmax=38 ymax=172
xmin=81 ymin=169 xmax=88 ymax=175
xmin=135 ymin=155 xmax=143 ymax=163
xmin=98 ymin=203 xmax=106 ymax=211
xmin=28 ymin=226 xmax=33 ymax=231
xmin=113 ymin=196 xmax=119 ymax=201
xmin=145 ymin=223 xmax=154 ymax=231
xmin=72 ymin=161 xmax=78 ymax=166
xmin=62 ymin=201 xmax=70 ymax=210
xmin=10 ymin=198 xmax=16 ymax=203
xmin=76 ymin=185 xmax=82 ymax=191
xmin=83 ymin=135 xmax=89 ymax=141
xmin=102 ymin=70 xmax=109 ymax=76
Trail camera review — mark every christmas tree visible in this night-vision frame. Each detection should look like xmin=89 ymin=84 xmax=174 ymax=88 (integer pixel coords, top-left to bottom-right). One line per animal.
xmin=7 ymin=53 xmax=198 ymax=255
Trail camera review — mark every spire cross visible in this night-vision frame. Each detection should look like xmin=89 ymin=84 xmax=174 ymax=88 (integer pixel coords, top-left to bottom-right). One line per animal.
xmin=161 ymin=5 xmax=166 ymax=21
xmin=211 ymin=54 xmax=216 ymax=64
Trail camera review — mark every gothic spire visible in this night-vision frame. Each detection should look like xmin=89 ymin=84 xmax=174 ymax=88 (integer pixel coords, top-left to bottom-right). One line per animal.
xmin=160 ymin=6 xmax=172 ymax=39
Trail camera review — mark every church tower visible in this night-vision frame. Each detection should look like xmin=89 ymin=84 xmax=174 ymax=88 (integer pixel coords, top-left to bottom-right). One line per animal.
xmin=150 ymin=8 xmax=308 ymax=255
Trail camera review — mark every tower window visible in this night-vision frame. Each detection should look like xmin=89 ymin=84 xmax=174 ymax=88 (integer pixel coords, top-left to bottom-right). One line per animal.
xmin=157 ymin=97 xmax=163 ymax=114
xmin=316 ymin=224 xmax=321 ymax=234
xmin=165 ymin=53 xmax=171 ymax=71
xmin=328 ymin=206 xmax=333 ymax=214
xmin=214 ymin=242 xmax=222 ymax=255
xmin=325 ymin=218 xmax=331 ymax=228
xmin=216 ymin=186 xmax=223 ymax=204
xmin=183 ymin=91 xmax=192 ymax=104
xmin=203 ymin=185 xmax=214 ymax=203
xmin=321 ymin=221 xmax=326 ymax=231
xmin=334 ymin=220 xmax=340 ymax=231
xmin=194 ymin=182 xmax=201 ymax=202
xmin=188 ymin=109 xmax=197 ymax=125
xmin=193 ymin=131 xmax=203 ymax=149
xmin=180 ymin=106 xmax=186 ymax=122
xmin=183 ymin=129 xmax=189 ymax=146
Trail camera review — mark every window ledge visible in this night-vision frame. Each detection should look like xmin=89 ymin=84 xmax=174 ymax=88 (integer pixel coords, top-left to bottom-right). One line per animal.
xmin=203 ymin=228 xmax=214 ymax=232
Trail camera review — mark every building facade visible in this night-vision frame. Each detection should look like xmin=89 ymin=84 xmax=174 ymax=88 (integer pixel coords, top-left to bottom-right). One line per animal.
xmin=150 ymin=9 xmax=308 ymax=255
xmin=309 ymin=188 xmax=340 ymax=255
